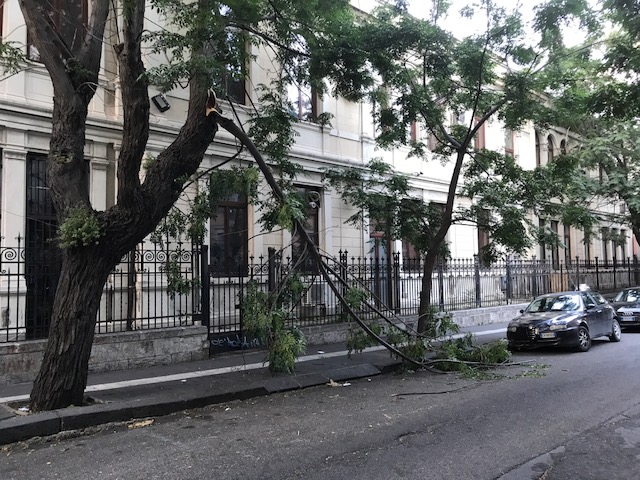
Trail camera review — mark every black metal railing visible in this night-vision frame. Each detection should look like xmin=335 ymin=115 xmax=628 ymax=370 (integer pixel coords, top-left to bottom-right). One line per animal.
xmin=2 ymin=237 xmax=640 ymax=344
xmin=0 ymin=238 xmax=200 ymax=342
xmin=200 ymin=252 xmax=640 ymax=337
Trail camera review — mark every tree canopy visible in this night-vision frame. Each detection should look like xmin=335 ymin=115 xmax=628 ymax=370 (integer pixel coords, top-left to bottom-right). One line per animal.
xmin=14 ymin=0 xmax=362 ymax=411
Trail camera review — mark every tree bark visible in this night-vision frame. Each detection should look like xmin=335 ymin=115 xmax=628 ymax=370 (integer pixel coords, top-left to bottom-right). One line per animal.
xmin=417 ymin=148 xmax=467 ymax=333
xmin=29 ymin=250 xmax=114 ymax=410
xmin=25 ymin=0 xmax=219 ymax=410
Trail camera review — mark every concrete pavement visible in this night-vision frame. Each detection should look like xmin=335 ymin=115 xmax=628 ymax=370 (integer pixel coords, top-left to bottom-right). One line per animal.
xmin=0 ymin=344 xmax=397 ymax=445
xmin=0 ymin=323 xmax=508 ymax=446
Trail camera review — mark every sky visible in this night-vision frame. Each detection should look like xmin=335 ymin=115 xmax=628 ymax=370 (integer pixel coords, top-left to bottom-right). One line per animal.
xmin=351 ymin=0 xmax=590 ymax=47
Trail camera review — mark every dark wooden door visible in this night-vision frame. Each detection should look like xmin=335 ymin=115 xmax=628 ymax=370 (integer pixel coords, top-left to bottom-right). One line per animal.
xmin=25 ymin=153 xmax=61 ymax=339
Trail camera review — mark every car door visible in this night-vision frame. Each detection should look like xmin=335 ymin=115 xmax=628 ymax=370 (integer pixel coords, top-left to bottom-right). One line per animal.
xmin=590 ymin=291 xmax=614 ymax=336
xmin=581 ymin=292 xmax=604 ymax=337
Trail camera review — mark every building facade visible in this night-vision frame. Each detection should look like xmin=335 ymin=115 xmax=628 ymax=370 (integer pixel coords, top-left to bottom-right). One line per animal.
xmin=0 ymin=1 xmax=633 ymax=343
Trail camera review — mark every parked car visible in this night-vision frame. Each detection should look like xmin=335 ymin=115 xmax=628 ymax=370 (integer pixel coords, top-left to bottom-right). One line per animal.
xmin=507 ymin=290 xmax=621 ymax=352
xmin=610 ymin=287 xmax=640 ymax=330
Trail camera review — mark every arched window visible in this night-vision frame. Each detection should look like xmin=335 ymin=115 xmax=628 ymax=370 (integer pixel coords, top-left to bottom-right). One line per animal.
xmin=547 ymin=135 xmax=555 ymax=162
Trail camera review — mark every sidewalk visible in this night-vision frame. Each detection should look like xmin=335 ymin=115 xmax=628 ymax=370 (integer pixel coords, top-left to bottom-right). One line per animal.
xmin=0 ymin=342 xmax=402 ymax=446
xmin=0 ymin=322 xmax=509 ymax=446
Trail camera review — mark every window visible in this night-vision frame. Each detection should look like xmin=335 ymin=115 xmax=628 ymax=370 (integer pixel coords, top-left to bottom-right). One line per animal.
xmin=410 ymin=121 xmax=418 ymax=142
xmin=28 ymin=0 xmax=88 ymax=62
xmin=478 ymin=227 xmax=490 ymax=259
xmin=560 ymin=139 xmax=567 ymax=155
xmin=547 ymin=135 xmax=555 ymax=163
xmin=291 ymin=186 xmax=321 ymax=271
xmin=602 ymin=227 xmax=610 ymax=263
xmin=563 ymin=224 xmax=571 ymax=264
xmin=427 ymin=131 xmax=438 ymax=151
xmin=218 ymin=71 xmax=246 ymax=105
xmin=477 ymin=208 xmax=491 ymax=261
xmin=287 ymin=83 xmax=319 ymax=122
xmin=505 ymin=128 xmax=514 ymax=156
xmin=581 ymin=292 xmax=596 ymax=309
xmin=210 ymin=192 xmax=248 ymax=274
xmin=535 ymin=132 xmax=541 ymax=167
xmin=539 ymin=218 xmax=546 ymax=261
xmin=620 ymin=229 xmax=627 ymax=260
xmin=401 ymin=240 xmax=421 ymax=271
xmin=551 ymin=220 xmax=559 ymax=268
xmin=584 ymin=230 xmax=592 ymax=264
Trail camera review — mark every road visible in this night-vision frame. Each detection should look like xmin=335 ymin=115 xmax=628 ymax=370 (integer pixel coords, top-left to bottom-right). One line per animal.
xmin=2 ymin=325 xmax=640 ymax=480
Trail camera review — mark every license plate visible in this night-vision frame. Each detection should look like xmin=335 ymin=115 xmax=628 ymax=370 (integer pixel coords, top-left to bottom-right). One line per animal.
xmin=540 ymin=332 xmax=556 ymax=339
xmin=620 ymin=316 xmax=635 ymax=322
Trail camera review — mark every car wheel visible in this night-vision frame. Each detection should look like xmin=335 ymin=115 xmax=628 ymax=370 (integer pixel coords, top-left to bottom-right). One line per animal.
xmin=609 ymin=319 xmax=622 ymax=342
xmin=576 ymin=326 xmax=591 ymax=352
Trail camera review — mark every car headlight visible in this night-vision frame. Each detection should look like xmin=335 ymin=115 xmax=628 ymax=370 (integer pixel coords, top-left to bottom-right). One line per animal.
xmin=508 ymin=325 xmax=517 ymax=332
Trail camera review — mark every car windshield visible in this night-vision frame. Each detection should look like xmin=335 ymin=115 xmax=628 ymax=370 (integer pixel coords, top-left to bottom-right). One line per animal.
xmin=526 ymin=294 xmax=581 ymax=313
xmin=615 ymin=289 xmax=640 ymax=302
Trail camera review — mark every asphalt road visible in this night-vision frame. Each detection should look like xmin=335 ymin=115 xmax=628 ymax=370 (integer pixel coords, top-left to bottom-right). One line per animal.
xmin=2 ymin=327 xmax=640 ymax=480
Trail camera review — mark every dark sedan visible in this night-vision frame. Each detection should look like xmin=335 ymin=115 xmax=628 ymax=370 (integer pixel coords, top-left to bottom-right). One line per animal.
xmin=507 ymin=290 xmax=621 ymax=352
xmin=611 ymin=287 xmax=640 ymax=329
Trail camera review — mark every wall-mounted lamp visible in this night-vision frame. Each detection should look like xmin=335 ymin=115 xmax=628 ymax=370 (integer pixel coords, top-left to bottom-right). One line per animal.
xmin=151 ymin=93 xmax=171 ymax=112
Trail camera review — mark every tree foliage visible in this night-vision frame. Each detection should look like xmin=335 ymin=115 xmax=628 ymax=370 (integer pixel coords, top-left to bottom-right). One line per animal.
xmin=323 ymin=0 xmax=599 ymax=331
xmin=12 ymin=0 xmax=361 ymax=411
xmin=537 ymin=0 xmax=640 ymax=247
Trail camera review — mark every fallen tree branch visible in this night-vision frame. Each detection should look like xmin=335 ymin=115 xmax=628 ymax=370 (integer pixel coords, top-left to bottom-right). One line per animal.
xmin=206 ymin=93 xmax=426 ymax=369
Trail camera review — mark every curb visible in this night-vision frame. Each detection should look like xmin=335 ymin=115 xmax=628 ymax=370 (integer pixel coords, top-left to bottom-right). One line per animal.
xmin=0 ymin=359 xmax=403 ymax=446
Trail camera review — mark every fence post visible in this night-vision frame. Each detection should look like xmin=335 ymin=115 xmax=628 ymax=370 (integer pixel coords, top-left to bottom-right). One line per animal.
xmin=628 ymin=257 xmax=632 ymax=287
xmin=575 ymin=256 xmax=580 ymax=289
xmin=613 ymin=256 xmax=617 ymax=291
xmin=268 ymin=247 xmax=277 ymax=297
xmin=438 ymin=260 xmax=445 ymax=312
xmin=474 ymin=257 xmax=481 ymax=308
xmin=595 ymin=257 xmax=600 ymax=291
xmin=199 ymin=244 xmax=210 ymax=329
xmin=393 ymin=252 xmax=401 ymax=314
xmin=505 ymin=257 xmax=512 ymax=304
xmin=532 ymin=257 xmax=538 ymax=298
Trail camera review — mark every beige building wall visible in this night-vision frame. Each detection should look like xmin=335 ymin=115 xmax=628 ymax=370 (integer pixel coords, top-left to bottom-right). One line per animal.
xmin=0 ymin=1 xmax=632 ymax=265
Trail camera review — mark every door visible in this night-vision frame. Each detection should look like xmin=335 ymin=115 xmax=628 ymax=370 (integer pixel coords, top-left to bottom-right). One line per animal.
xmin=25 ymin=154 xmax=61 ymax=339
xmin=590 ymin=291 xmax=614 ymax=337
xmin=581 ymin=291 xmax=605 ymax=337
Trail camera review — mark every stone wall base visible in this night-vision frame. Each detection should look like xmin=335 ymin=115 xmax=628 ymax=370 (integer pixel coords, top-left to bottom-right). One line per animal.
xmin=0 ymin=326 xmax=208 ymax=386
xmin=301 ymin=303 xmax=526 ymax=345
xmin=1 ymin=304 xmax=524 ymax=386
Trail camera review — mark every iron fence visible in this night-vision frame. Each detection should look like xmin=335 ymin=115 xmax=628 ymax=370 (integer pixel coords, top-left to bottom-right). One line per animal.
xmin=202 ymin=251 xmax=640 ymax=337
xmin=0 ymin=238 xmax=200 ymax=342
xmin=3 ymin=237 xmax=640 ymax=345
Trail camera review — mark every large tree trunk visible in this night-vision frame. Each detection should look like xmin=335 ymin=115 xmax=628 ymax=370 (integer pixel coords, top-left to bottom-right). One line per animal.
xmin=417 ymin=250 xmax=438 ymax=333
xmin=24 ymin=0 xmax=218 ymax=411
xmin=29 ymin=250 xmax=114 ymax=410
xmin=416 ymin=149 xmax=466 ymax=333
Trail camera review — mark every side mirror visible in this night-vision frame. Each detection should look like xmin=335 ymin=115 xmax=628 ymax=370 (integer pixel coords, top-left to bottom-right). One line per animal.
xmin=519 ymin=309 xmax=524 ymax=314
